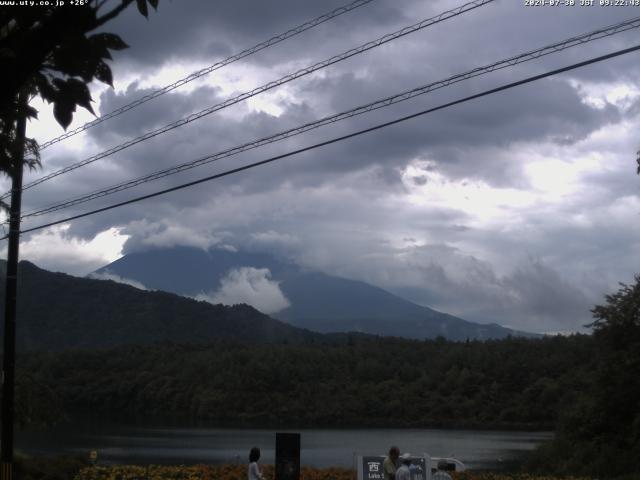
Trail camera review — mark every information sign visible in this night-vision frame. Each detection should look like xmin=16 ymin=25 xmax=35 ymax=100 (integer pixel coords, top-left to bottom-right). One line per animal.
xmin=357 ymin=454 xmax=430 ymax=480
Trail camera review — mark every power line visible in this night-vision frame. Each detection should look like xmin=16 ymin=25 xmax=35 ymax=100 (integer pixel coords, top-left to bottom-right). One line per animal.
xmin=20 ymin=0 xmax=494 ymax=195
xmin=37 ymin=0 xmax=377 ymax=151
xmin=11 ymin=44 xmax=640 ymax=239
xmin=20 ymin=15 xmax=640 ymax=220
xmin=9 ymin=0 xmax=495 ymax=200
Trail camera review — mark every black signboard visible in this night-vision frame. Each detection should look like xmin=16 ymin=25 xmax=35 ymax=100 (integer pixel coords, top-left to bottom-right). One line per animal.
xmin=360 ymin=455 xmax=428 ymax=480
xmin=275 ymin=432 xmax=300 ymax=480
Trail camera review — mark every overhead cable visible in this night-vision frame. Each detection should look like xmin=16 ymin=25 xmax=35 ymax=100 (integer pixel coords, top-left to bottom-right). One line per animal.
xmin=20 ymin=15 xmax=640 ymax=220
xmin=11 ymin=43 xmax=640 ymax=239
xmin=10 ymin=0 xmax=495 ymax=200
xmin=37 ymin=0 xmax=377 ymax=150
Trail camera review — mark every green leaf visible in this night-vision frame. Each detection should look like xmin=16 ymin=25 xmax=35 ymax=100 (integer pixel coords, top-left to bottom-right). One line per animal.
xmin=53 ymin=100 xmax=75 ymax=130
xmin=136 ymin=0 xmax=149 ymax=17
xmin=86 ymin=35 xmax=112 ymax=61
xmin=95 ymin=61 xmax=113 ymax=87
xmin=51 ymin=78 xmax=95 ymax=123
xmin=64 ymin=78 xmax=95 ymax=115
xmin=34 ymin=74 xmax=56 ymax=103
xmin=24 ymin=105 xmax=38 ymax=120
xmin=75 ymin=92 xmax=95 ymax=116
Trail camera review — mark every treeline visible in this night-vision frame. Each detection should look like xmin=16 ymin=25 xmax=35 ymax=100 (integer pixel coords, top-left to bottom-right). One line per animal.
xmin=17 ymin=334 xmax=595 ymax=429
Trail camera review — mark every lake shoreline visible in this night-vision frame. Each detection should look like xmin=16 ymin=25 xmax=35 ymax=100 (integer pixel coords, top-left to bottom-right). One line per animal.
xmin=53 ymin=412 xmax=557 ymax=433
xmin=16 ymin=423 xmax=553 ymax=471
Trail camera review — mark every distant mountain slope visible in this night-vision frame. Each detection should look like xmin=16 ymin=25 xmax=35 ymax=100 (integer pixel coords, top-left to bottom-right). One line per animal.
xmin=94 ymin=246 xmax=288 ymax=296
xmin=94 ymin=247 xmax=537 ymax=340
xmin=0 ymin=260 xmax=321 ymax=351
xmin=276 ymin=272 xmax=521 ymax=340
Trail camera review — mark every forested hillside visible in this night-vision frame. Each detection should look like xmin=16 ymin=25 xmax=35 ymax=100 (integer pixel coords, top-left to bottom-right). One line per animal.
xmin=18 ymin=335 xmax=594 ymax=429
xmin=0 ymin=261 xmax=322 ymax=350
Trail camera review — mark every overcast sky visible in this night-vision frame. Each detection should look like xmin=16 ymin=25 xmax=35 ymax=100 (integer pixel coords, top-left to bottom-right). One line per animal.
xmin=4 ymin=0 xmax=640 ymax=334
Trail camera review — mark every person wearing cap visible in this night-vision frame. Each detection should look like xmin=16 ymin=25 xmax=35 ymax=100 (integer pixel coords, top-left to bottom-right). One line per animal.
xmin=432 ymin=459 xmax=453 ymax=480
xmin=395 ymin=453 xmax=412 ymax=480
xmin=383 ymin=446 xmax=399 ymax=480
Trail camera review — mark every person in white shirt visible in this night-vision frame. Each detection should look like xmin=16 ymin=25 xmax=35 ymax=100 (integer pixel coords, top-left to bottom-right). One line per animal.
xmin=248 ymin=446 xmax=264 ymax=480
xmin=395 ymin=453 xmax=412 ymax=480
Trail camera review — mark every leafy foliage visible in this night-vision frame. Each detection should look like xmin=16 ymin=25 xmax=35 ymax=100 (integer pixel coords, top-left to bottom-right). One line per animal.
xmin=527 ymin=276 xmax=640 ymax=478
xmin=0 ymin=0 xmax=159 ymax=178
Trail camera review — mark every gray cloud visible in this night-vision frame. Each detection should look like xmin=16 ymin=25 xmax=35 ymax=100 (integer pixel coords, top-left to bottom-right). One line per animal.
xmin=16 ymin=0 xmax=640 ymax=334
xmin=342 ymin=245 xmax=595 ymax=332
xmin=103 ymin=0 xmax=405 ymax=72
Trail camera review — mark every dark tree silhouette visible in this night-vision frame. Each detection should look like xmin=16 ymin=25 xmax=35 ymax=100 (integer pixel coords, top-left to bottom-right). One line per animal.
xmin=0 ymin=0 xmax=160 ymax=430
xmin=0 ymin=0 xmax=159 ymax=181
xmin=528 ymin=276 xmax=640 ymax=477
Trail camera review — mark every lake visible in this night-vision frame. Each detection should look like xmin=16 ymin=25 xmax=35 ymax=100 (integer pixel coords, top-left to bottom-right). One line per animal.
xmin=16 ymin=421 xmax=552 ymax=470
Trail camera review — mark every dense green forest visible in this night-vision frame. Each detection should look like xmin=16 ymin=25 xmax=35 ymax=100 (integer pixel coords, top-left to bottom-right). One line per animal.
xmin=17 ymin=335 xmax=594 ymax=429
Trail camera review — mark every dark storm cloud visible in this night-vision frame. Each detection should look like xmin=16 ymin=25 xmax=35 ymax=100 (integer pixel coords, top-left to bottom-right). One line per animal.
xmin=63 ymin=56 xmax=622 ymax=201
xmin=60 ymin=0 xmax=631 ymax=207
xmin=103 ymin=0 xmax=404 ymax=72
xmin=92 ymin=83 xmax=224 ymax=141
xmin=23 ymin=54 xmax=626 ymax=242
xmin=19 ymin=0 xmax=640 ymax=332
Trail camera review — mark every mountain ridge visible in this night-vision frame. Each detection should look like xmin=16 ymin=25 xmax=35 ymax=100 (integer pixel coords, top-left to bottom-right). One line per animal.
xmin=0 ymin=260 xmax=333 ymax=351
xmin=94 ymin=246 xmax=537 ymax=340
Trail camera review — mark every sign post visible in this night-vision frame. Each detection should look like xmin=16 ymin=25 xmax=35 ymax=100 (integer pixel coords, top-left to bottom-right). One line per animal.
xmin=357 ymin=454 xmax=431 ymax=480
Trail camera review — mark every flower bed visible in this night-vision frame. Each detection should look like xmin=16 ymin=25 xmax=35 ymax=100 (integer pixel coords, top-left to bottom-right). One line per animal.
xmin=75 ymin=464 xmax=355 ymax=480
xmin=74 ymin=465 xmax=593 ymax=480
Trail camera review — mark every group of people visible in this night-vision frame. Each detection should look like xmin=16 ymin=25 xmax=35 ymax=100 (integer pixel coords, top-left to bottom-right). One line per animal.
xmin=247 ymin=444 xmax=453 ymax=480
xmin=383 ymin=446 xmax=452 ymax=480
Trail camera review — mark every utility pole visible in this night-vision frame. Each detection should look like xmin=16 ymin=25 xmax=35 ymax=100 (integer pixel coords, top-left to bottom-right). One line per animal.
xmin=1 ymin=91 xmax=28 ymax=480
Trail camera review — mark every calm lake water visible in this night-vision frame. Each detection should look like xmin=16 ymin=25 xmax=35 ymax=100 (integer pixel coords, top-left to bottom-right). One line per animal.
xmin=16 ymin=421 xmax=552 ymax=470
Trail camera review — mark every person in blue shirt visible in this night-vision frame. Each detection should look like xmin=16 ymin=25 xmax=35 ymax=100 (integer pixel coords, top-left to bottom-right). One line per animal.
xmin=395 ymin=453 xmax=412 ymax=480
